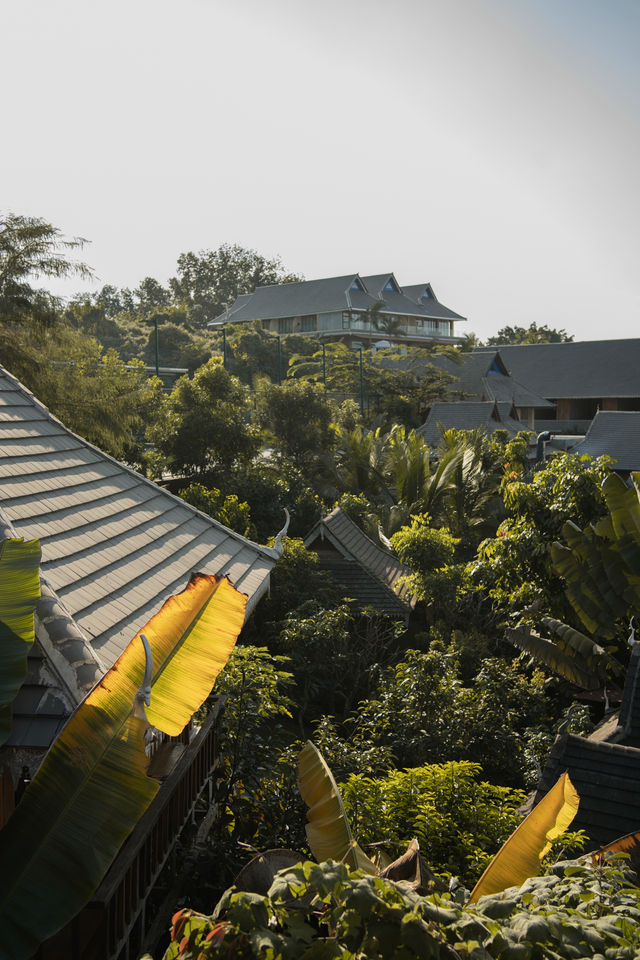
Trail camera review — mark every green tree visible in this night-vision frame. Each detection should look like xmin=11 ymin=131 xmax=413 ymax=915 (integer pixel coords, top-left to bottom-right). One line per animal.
xmin=486 ymin=322 xmax=574 ymax=345
xmin=255 ymin=378 xmax=336 ymax=468
xmin=0 ymin=213 xmax=93 ymax=328
xmin=147 ymin=358 xmax=258 ymax=477
xmin=169 ymin=243 xmax=302 ymax=326
xmin=471 ymin=452 xmax=614 ymax=617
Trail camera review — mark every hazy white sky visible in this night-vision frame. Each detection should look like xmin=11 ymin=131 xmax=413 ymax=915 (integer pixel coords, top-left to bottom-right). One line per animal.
xmin=3 ymin=0 xmax=638 ymax=341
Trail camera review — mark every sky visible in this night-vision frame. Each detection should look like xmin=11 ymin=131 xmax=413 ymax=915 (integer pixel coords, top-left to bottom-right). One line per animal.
xmin=3 ymin=0 xmax=639 ymax=342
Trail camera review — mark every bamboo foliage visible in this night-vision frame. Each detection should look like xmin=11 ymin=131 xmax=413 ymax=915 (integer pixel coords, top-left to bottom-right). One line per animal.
xmin=0 ymin=572 xmax=246 ymax=960
xmin=469 ymin=773 xmax=579 ymax=903
xmin=297 ymin=741 xmax=378 ymax=874
xmin=0 ymin=538 xmax=41 ymax=746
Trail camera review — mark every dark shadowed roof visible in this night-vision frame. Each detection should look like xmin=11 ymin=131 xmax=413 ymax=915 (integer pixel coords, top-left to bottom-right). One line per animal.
xmin=417 ymin=401 xmax=524 ymax=446
xmin=0 ymin=366 xmax=279 ymax=678
xmin=534 ymin=733 xmax=640 ymax=847
xmin=569 ymin=411 xmax=640 ymax=472
xmin=533 ymin=645 xmax=640 ymax=846
xmin=304 ymin=506 xmax=415 ymax=614
xmin=434 ymin=351 xmax=553 ymax=409
xmin=484 ymin=340 xmax=640 ymax=400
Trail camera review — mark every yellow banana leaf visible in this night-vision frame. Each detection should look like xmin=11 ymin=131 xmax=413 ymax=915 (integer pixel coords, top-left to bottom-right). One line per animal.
xmin=297 ymin=741 xmax=378 ymax=874
xmin=0 ymin=538 xmax=41 ymax=746
xmin=587 ymin=830 xmax=640 ymax=873
xmin=145 ymin=573 xmax=247 ymax=736
xmin=469 ymin=773 xmax=579 ymax=904
xmin=0 ymin=572 xmax=246 ymax=959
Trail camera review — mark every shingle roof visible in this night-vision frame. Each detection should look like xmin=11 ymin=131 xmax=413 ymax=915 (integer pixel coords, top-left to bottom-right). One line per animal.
xmin=417 ymin=401 xmax=524 ymax=446
xmin=533 ymin=647 xmax=640 ymax=847
xmin=401 ymin=284 xmax=466 ymax=321
xmin=534 ymin=733 xmax=640 ymax=847
xmin=485 ymin=340 xmax=640 ymax=400
xmin=431 ymin=352 xmax=553 ymax=409
xmin=210 ymin=274 xmax=466 ymax=326
xmin=304 ymin=506 xmax=415 ymax=613
xmin=213 ymin=275 xmax=374 ymax=323
xmin=569 ymin=411 xmax=640 ymax=472
xmin=0 ymin=366 xmax=279 ymax=680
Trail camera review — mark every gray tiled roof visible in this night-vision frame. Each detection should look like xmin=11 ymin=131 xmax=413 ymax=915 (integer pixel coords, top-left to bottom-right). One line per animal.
xmin=305 ymin=506 xmax=415 ymax=611
xmin=430 ymin=352 xmax=553 ymax=409
xmin=214 ymin=275 xmax=373 ymax=322
xmin=569 ymin=411 xmax=640 ymax=472
xmin=401 ymin=284 xmax=466 ymax=321
xmin=485 ymin=340 xmax=640 ymax=400
xmin=534 ymin=733 xmax=640 ymax=847
xmin=0 ymin=366 xmax=278 ymax=678
xmin=210 ymin=274 xmax=466 ymax=325
xmin=417 ymin=401 xmax=524 ymax=446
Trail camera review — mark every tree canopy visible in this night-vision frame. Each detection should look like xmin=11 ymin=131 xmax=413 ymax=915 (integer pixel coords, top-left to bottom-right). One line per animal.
xmin=486 ymin=321 xmax=574 ymax=345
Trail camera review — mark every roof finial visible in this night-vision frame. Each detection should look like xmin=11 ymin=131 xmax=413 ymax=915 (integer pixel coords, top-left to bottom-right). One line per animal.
xmin=273 ymin=509 xmax=290 ymax=556
xmin=133 ymin=633 xmax=153 ymax=720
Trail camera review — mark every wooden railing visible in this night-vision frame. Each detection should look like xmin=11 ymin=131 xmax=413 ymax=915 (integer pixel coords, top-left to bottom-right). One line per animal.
xmin=36 ymin=698 xmax=225 ymax=960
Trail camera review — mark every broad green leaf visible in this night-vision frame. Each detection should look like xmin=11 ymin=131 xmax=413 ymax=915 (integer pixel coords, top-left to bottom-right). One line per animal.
xmin=144 ymin=573 xmax=247 ymax=736
xmin=468 ymin=773 xmax=579 ymax=903
xmin=0 ymin=572 xmax=246 ymax=959
xmin=507 ymin=626 xmax=604 ymax=689
xmin=297 ymin=741 xmax=377 ymax=874
xmin=0 ymin=538 xmax=41 ymax=746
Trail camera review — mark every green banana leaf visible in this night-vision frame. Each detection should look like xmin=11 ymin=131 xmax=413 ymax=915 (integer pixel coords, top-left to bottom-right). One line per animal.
xmin=551 ymin=475 xmax=640 ymax=639
xmin=0 ymin=572 xmax=245 ymax=960
xmin=0 ymin=539 xmax=41 ymax=746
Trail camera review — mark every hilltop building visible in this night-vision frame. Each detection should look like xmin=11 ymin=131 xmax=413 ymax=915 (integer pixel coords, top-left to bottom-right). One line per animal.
xmin=209 ymin=272 xmax=466 ymax=347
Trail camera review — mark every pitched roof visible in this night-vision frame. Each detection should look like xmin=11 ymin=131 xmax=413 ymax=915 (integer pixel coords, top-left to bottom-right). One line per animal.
xmin=213 ymin=274 xmax=376 ymax=323
xmin=210 ymin=274 xmax=466 ymax=325
xmin=430 ymin=351 xmax=553 ymax=409
xmin=569 ymin=411 xmax=640 ymax=472
xmin=304 ymin=506 xmax=415 ymax=614
xmin=485 ymin=340 xmax=640 ymax=400
xmin=417 ymin=401 xmax=524 ymax=446
xmin=401 ymin=284 xmax=466 ymax=321
xmin=0 ymin=366 xmax=279 ymax=686
xmin=534 ymin=733 xmax=640 ymax=847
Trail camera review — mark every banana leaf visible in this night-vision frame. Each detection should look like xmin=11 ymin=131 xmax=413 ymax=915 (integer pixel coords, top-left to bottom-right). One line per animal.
xmin=506 ymin=626 xmax=605 ymax=689
xmin=297 ymin=741 xmax=377 ymax=874
xmin=469 ymin=772 xmax=579 ymax=903
xmin=0 ymin=538 xmax=41 ymax=746
xmin=145 ymin=573 xmax=247 ymax=736
xmin=0 ymin=572 xmax=245 ymax=959
xmin=552 ymin=476 xmax=640 ymax=639
xmin=587 ymin=830 xmax=640 ymax=874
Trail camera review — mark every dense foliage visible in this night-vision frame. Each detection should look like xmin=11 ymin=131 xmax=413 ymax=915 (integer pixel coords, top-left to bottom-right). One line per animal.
xmin=152 ymin=857 xmax=640 ymax=960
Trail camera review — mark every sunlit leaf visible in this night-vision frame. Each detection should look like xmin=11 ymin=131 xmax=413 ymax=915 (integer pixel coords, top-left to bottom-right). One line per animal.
xmin=297 ymin=741 xmax=377 ymax=874
xmin=0 ymin=538 xmax=41 ymax=746
xmin=0 ymin=572 xmax=246 ymax=959
xmin=469 ymin=773 xmax=579 ymax=903
xmin=145 ymin=574 xmax=247 ymax=736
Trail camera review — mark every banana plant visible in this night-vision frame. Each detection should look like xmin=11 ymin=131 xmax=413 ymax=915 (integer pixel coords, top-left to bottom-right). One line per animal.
xmin=507 ymin=615 xmax=622 ymax=689
xmin=0 ymin=538 xmax=41 ymax=746
xmin=551 ymin=472 xmax=640 ymax=640
xmin=469 ymin=772 xmax=579 ymax=903
xmin=0 ymin=572 xmax=247 ymax=960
